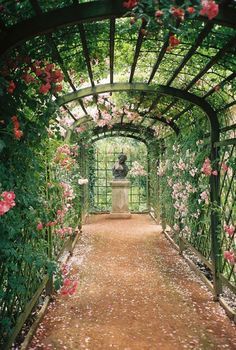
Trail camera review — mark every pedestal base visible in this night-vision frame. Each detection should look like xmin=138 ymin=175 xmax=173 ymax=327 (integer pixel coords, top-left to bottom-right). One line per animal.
xmin=110 ymin=180 xmax=131 ymax=219
xmin=109 ymin=212 xmax=131 ymax=219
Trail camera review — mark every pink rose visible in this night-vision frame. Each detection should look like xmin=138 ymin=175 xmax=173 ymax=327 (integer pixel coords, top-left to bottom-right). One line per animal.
xmin=200 ymin=0 xmax=219 ymax=20
xmin=37 ymin=223 xmax=43 ymax=230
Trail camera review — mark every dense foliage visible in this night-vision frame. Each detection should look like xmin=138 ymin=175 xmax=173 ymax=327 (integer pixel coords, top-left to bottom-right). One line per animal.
xmin=0 ymin=53 xmax=83 ymax=344
xmin=157 ymin=126 xmax=236 ymax=279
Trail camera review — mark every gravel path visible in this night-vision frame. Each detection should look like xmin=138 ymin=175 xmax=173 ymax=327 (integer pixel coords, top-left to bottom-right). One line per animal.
xmin=29 ymin=214 xmax=236 ymax=350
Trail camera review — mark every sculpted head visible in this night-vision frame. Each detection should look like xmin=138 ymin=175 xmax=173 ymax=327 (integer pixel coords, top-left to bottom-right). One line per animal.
xmin=118 ymin=153 xmax=127 ymax=164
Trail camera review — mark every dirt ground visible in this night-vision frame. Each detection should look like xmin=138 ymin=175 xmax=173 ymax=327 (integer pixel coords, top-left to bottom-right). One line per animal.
xmin=29 ymin=214 xmax=236 ymax=350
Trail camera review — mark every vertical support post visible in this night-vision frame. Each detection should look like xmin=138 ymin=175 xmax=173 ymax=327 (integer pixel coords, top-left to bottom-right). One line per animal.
xmin=46 ymin=226 xmax=53 ymax=296
xmin=147 ymin=150 xmax=151 ymax=211
xmin=45 ymin=157 xmax=53 ymax=296
xmin=210 ymin=142 xmax=222 ymax=299
xmin=79 ymin=145 xmax=86 ymax=222
xmin=208 ymin=109 xmax=222 ymax=300
xmin=159 ymin=140 xmax=166 ymax=231
xmin=179 ymin=234 xmax=185 ymax=256
xmin=155 ymin=141 xmax=161 ymax=223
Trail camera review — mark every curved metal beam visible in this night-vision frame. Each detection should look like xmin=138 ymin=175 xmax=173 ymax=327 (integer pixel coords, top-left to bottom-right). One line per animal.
xmin=0 ymin=1 xmax=235 ymax=56
xmin=66 ymin=118 xmax=156 ymax=144
xmin=64 ymin=107 xmax=177 ymax=142
xmin=56 ymin=82 xmax=219 ymax=143
xmin=0 ymin=1 xmax=125 ymax=56
xmin=91 ymin=132 xmax=148 ymax=145
xmin=93 ymin=123 xmax=155 ymax=138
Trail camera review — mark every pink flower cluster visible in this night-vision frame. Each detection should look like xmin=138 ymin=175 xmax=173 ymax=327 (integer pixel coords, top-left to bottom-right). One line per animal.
xmin=177 ymin=159 xmax=186 ymax=171
xmin=199 ymin=190 xmax=209 ymax=205
xmin=0 ymin=191 xmax=16 ymax=216
xmin=60 ymin=278 xmax=78 ymax=296
xmin=224 ymin=225 xmax=235 ymax=237
xmin=60 ymin=182 xmax=75 ymax=201
xmin=56 ymin=208 xmax=68 ymax=223
xmin=95 ymin=110 xmax=113 ymax=128
xmin=201 ymin=158 xmax=218 ymax=176
xmin=129 ymin=161 xmax=147 ymax=177
xmin=55 ymin=227 xmax=73 ymax=236
xmin=221 ymin=162 xmax=229 ymax=173
xmin=75 ymin=126 xmax=86 ymax=134
xmin=126 ymin=111 xmax=141 ymax=123
xmin=224 ymin=251 xmax=235 ymax=265
xmin=61 ymin=263 xmax=69 ymax=277
xmin=54 ymin=144 xmax=78 ymax=170
xmin=157 ymin=162 xmax=166 ymax=177
xmin=37 ymin=220 xmax=58 ymax=230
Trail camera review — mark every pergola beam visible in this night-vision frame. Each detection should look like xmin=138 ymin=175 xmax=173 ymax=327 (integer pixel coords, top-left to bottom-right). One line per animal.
xmin=172 ymin=71 xmax=236 ymax=121
xmin=158 ymin=36 xmax=236 ymax=119
xmin=62 ymin=105 xmax=77 ymax=121
xmin=166 ymin=23 xmax=214 ymax=86
xmin=129 ymin=22 xmax=146 ymax=83
xmin=29 ymin=0 xmax=42 ymax=15
xmin=47 ymin=34 xmax=77 ymax=92
xmin=185 ymin=35 xmax=236 ymax=90
xmin=138 ymin=110 xmax=178 ymax=133
xmin=78 ymin=24 xmax=95 ymax=87
xmin=148 ymin=33 xmax=171 ymax=84
xmin=217 ymin=100 xmax=236 ymax=112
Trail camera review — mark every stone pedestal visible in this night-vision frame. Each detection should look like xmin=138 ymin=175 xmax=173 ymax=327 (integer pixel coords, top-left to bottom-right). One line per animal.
xmin=110 ymin=180 xmax=131 ymax=219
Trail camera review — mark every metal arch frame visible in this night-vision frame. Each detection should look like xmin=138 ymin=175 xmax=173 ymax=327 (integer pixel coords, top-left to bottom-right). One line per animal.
xmin=58 ymin=83 xmax=222 ymax=295
xmin=92 ymin=123 xmax=155 ymax=141
xmin=66 ymin=117 xmax=157 ymax=145
xmin=56 ymin=82 xmax=220 ymax=143
xmin=91 ymin=131 xmax=149 ymax=145
xmin=0 ymin=0 xmax=235 ymax=56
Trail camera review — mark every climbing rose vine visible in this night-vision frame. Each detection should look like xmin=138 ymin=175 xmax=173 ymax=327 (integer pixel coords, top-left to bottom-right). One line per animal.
xmin=129 ymin=161 xmax=147 ymax=176
xmin=123 ymin=0 xmax=219 ymax=45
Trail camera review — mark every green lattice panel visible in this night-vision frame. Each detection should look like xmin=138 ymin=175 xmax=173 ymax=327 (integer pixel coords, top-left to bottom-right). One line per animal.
xmin=220 ymin=142 xmax=236 ymax=288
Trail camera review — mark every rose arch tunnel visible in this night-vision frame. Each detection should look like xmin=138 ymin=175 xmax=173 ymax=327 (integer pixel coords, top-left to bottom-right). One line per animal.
xmin=0 ymin=0 xmax=235 ymax=348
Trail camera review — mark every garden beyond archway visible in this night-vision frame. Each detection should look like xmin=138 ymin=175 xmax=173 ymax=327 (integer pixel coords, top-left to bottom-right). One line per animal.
xmin=0 ymin=1 xmax=235 ymax=348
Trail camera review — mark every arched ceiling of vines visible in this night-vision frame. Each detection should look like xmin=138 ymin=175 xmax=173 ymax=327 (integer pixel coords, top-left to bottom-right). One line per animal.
xmin=0 ymin=0 xmax=235 ymax=142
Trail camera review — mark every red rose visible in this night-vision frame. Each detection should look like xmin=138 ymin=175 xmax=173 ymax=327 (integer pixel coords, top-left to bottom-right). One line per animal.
xmin=155 ymin=10 xmax=164 ymax=17
xmin=39 ymin=82 xmax=51 ymax=94
xmin=187 ymin=7 xmax=195 ymax=14
xmin=22 ymin=73 xmax=35 ymax=84
xmin=7 ymin=80 xmax=16 ymax=94
xmin=169 ymin=35 xmax=180 ymax=47
xmin=14 ymin=128 xmax=23 ymax=140
xmin=200 ymin=0 xmax=219 ymax=20
xmin=171 ymin=7 xmax=185 ymax=21
xmin=54 ymin=84 xmax=63 ymax=93
xmin=123 ymin=0 xmax=138 ymax=9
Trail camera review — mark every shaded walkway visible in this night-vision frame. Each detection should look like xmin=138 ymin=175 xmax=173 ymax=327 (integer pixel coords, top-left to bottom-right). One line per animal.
xmin=30 ymin=215 xmax=236 ymax=350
